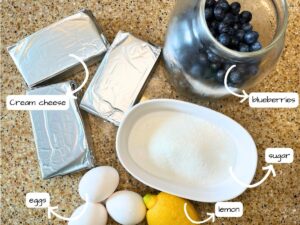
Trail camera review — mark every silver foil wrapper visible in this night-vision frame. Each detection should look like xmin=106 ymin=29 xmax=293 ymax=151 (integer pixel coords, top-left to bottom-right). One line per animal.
xmin=8 ymin=9 xmax=109 ymax=88
xmin=27 ymin=81 xmax=94 ymax=179
xmin=80 ymin=31 xmax=161 ymax=125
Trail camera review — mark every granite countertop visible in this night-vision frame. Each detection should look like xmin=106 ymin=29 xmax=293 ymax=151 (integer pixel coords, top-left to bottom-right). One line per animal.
xmin=1 ymin=0 xmax=299 ymax=224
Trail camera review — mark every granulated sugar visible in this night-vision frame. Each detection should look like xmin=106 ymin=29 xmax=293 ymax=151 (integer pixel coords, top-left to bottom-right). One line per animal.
xmin=128 ymin=110 xmax=236 ymax=187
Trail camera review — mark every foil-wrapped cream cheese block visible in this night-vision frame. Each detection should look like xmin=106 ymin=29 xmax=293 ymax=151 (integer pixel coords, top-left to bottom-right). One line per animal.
xmin=8 ymin=10 xmax=109 ymax=88
xmin=80 ymin=31 xmax=161 ymax=126
xmin=27 ymin=81 xmax=94 ymax=179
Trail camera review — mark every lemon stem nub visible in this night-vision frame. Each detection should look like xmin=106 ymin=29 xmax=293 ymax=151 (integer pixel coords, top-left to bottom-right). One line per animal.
xmin=143 ymin=194 xmax=157 ymax=209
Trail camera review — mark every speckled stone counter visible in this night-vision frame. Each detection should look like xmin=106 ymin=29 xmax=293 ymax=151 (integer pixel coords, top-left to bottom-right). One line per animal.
xmin=1 ymin=0 xmax=299 ymax=224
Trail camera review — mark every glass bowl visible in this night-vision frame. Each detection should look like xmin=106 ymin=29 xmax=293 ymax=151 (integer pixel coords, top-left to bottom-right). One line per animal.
xmin=163 ymin=0 xmax=288 ymax=98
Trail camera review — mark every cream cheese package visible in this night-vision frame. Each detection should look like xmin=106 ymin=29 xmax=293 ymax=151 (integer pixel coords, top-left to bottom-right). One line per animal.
xmin=8 ymin=9 xmax=109 ymax=88
xmin=80 ymin=31 xmax=161 ymax=126
xmin=27 ymin=81 xmax=94 ymax=179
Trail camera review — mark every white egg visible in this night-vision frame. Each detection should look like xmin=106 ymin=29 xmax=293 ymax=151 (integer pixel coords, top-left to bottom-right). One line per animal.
xmin=68 ymin=203 xmax=107 ymax=225
xmin=79 ymin=166 xmax=119 ymax=203
xmin=106 ymin=190 xmax=146 ymax=225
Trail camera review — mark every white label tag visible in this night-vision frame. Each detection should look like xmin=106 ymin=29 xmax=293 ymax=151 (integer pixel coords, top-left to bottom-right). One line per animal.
xmin=249 ymin=92 xmax=299 ymax=108
xmin=6 ymin=95 xmax=70 ymax=110
xmin=215 ymin=202 xmax=243 ymax=217
xmin=26 ymin=193 xmax=50 ymax=208
xmin=265 ymin=148 xmax=294 ymax=164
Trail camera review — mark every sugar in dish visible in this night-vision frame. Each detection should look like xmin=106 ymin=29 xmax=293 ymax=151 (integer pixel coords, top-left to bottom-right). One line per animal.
xmin=128 ymin=111 xmax=236 ymax=187
xmin=116 ymin=99 xmax=258 ymax=202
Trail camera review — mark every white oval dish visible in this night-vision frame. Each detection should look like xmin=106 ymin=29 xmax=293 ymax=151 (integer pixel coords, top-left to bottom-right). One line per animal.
xmin=116 ymin=99 xmax=257 ymax=202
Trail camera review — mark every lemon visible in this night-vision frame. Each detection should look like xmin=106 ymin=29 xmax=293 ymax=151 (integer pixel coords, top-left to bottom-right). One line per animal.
xmin=143 ymin=192 xmax=199 ymax=225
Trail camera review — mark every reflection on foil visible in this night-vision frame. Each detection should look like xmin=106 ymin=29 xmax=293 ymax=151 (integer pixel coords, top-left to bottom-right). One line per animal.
xmin=8 ymin=9 xmax=109 ymax=88
xmin=27 ymin=81 xmax=94 ymax=179
xmin=80 ymin=31 xmax=161 ymax=126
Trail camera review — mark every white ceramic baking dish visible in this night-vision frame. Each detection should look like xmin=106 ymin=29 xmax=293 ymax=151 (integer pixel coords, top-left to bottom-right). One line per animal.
xmin=116 ymin=99 xmax=257 ymax=202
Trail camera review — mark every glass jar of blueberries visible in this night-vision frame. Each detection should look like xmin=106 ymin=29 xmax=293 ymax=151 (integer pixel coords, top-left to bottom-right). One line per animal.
xmin=163 ymin=0 xmax=288 ymax=98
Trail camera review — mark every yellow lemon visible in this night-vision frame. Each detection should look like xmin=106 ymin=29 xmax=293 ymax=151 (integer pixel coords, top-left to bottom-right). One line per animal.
xmin=143 ymin=192 xmax=199 ymax=225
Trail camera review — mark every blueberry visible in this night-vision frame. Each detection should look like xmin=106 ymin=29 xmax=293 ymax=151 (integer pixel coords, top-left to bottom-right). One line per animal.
xmin=229 ymin=70 xmax=243 ymax=84
xmin=236 ymin=65 xmax=248 ymax=75
xmin=218 ymin=33 xmax=231 ymax=46
xmin=228 ymin=82 xmax=237 ymax=87
xmin=216 ymin=69 xmax=225 ymax=83
xmin=202 ymin=68 xmax=215 ymax=79
xmin=224 ymin=64 xmax=232 ymax=71
xmin=198 ymin=53 xmax=209 ymax=65
xmin=240 ymin=11 xmax=252 ymax=23
xmin=214 ymin=6 xmax=226 ymax=21
xmin=185 ymin=57 xmax=205 ymax=77
xmin=230 ymin=36 xmax=240 ymax=48
xmin=206 ymin=0 xmax=216 ymax=7
xmin=205 ymin=7 xmax=214 ymax=21
xmin=223 ymin=13 xmax=235 ymax=25
xmin=188 ymin=64 xmax=204 ymax=78
xmin=242 ymin=23 xmax=253 ymax=32
xmin=233 ymin=23 xmax=240 ymax=30
xmin=244 ymin=31 xmax=259 ymax=44
xmin=235 ymin=29 xmax=245 ymax=41
xmin=228 ymin=27 xmax=235 ymax=36
xmin=218 ymin=22 xmax=230 ymax=33
xmin=239 ymin=43 xmax=250 ymax=52
xmin=210 ymin=21 xmax=219 ymax=32
xmin=217 ymin=1 xmax=230 ymax=12
xmin=230 ymin=2 xmax=241 ymax=15
xmin=250 ymin=42 xmax=262 ymax=51
xmin=207 ymin=51 xmax=220 ymax=63
xmin=233 ymin=15 xmax=240 ymax=23
xmin=248 ymin=64 xmax=259 ymax=75
xmin=211 ymin=62 xmax=222 ymax=70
